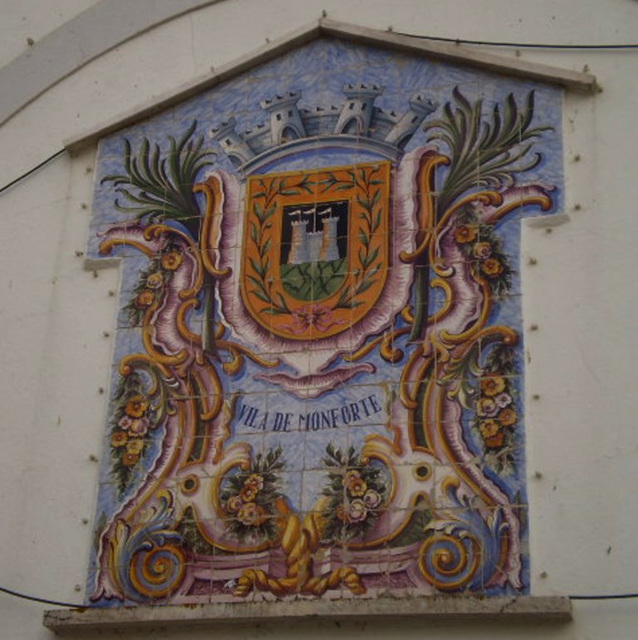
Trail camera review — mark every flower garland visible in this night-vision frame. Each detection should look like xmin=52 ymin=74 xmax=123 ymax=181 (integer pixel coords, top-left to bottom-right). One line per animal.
xmin=453 ymin=214 xmax=512 ymax=296
xmin=320 ymin=444 xmax=389 ymax=542
xmin=220 ymin=447 xmax=285 ymax=542
xmin=109 ymin=373 xmax=162 ymax=495
xmin=471 ymin=344 xmax=519 ymax=472
xmin=124 ymin=245 xmax=184 ymax=326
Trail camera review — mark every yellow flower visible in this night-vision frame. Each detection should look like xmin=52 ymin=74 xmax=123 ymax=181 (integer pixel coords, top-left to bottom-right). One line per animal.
xmin=126 ymin=439 xmax=144 ymax=455
xmin=240 ymin=485 xmax=258 ymax=502
xmin=135 ymin=290 xmax=155 ymax=308
xmin=124 ymin=395 xmax=149 ymax=418
xmin=344 ymin=470 xmax=367 ymax=497
xmin=237 ymin=502 xmax=267 ymax=526
xmin=454 ymin=225 xmax=478 ymax=244
xmin=111 ymin=431 xmax=128 ymax=448
xmin=479 ymin=419 xmax=500 ymax=439
xmin=161 ymin=251 xmax=183 ymax=271
xmin=480 ymin=375 xmax=506 ymax=397
xmin=146 ymin=272 xmax=164 ymax=289
xmin=498 ymin=408 xmax=517 ymax=426
xmin=481 ymin=257 xmax=503 ymax=277
xmin=226 ymin=495 xmax=243 ymax=513
xmin=244 ymin=474 xmax=264 ymax=492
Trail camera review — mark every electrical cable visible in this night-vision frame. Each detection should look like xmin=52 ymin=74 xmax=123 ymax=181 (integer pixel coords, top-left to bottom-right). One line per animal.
xmin=570 ymin=593 xmax=638 ymax=600
xmin=3 ymin=581 xmax=638 ymax=608
xmin=0 ymin=148 xmax=66 ymax=196
xmin=0 ymin=585 xmax=91 ymax=609
xmin=395 ymin=31 xmax=638 ymax=50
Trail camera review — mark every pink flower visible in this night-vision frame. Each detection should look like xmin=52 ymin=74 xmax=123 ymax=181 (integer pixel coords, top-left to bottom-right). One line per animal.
xmin=363 ymin=489 xmax=382 ymax=509
xmin=118 ymin=415 xmax=133 ymax=430
xmin=128 ymin=418 xmax=150 ymax=436
xmin=346 ymin=499 xmax=368 ymax=523
xmin=476 ymin=397 xmax=499 ymax=418
xmin=494 ymin=392 xmax=513 ymax=409
xmin=473 ymin=242 xmax=493 ymax=260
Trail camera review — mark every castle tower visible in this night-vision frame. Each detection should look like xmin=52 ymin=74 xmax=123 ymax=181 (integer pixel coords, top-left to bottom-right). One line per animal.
xmin=307 ymin=230 xmax=323 ymax=263
xmin=334 ymin=83 xmax=384 ymax=136
xmin=260 ymin=92 xmax=306 ymax=146
xmin=385 ymin=93 xmax=437 ymax=149
xmin=319 ymin=216 xmax=340 ymax=262
xmin=288 ymin=219 xmax=309 ymax=265
xmin=210 ymin=118 xmax=255 ymax=167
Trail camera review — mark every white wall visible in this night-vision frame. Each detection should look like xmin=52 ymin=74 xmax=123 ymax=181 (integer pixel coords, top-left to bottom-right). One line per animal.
xmin=0 ymin=1 xmax=637 ymax=638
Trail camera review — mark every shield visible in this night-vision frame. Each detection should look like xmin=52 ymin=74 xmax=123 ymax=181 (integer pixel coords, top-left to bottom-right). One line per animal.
xmin=242 ymin=162 xmax=391 ymax=342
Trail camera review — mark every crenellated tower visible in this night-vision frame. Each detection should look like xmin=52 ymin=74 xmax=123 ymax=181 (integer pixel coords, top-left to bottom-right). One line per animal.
xmin=334 ymin=83 xmax=384 ymax=136
xmin=210 ymin=85 xmax=437 ymax=174
xmin=385 ymin=93 xmax=438 ymax=149
xmin=260 ymin=92 xmax=306 ymax=146
xmin=210 ymin=118 xmax=256 ymax=167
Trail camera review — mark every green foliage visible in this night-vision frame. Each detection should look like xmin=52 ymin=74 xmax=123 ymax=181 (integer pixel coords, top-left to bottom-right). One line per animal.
xmin=101 ymin=120 xmax=215 ymax=227
xmin=425 ymin=88 xmax=551 ymax=216
xmin=281 ymin=258 xmax=347 ymax=301
xmin=177 ymin=507 xmax=219 ymax=555
xmin=388 ymin=503 xmax=432 ymax=548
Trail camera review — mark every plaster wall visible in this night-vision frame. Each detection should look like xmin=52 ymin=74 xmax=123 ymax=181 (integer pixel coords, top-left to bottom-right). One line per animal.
xmin=0 ymin=1 xmax=636 ymax=638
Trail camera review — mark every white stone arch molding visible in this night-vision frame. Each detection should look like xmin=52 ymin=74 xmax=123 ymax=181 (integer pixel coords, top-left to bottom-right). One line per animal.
xmin=0 ymin=0 xmax=226 ymax=126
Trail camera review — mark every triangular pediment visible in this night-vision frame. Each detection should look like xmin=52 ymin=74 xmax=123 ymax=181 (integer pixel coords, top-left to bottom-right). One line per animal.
xmin=65 ymin=18 xmax=595 ymax=154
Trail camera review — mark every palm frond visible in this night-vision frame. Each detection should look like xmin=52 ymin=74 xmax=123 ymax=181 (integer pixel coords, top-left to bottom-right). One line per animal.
xmin=425 ymin=88 xmax=551 ymax=215
xmin=102 ymin=120 xmax=216 ymax=228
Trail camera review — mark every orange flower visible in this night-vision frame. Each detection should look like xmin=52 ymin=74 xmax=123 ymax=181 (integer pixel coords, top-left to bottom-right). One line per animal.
xmin=146 ymin=272 xmax=164 ymax=289
xmin=453 ymin=225 xmax=478 ymax=244
xmin=124 ymin=395 xmax=149 ymax=418
xmin=481 ymin=257 xmax=503 ymax=277
xmin=479 ymin=419 xmax=500 ymax=439
xmin=484 ymin=432 xmax=506 ymax=449
xmin=122 ymin=452 xmax=139 ymax=467
xmin=135 ymin=290 xmax=155 ymax=308
xmin=480 ymin=375 xmax=506 ymax=397
xmin=161 ymin=251 xmax=183 ymax=271
xmin=126 ymin=439 xmax=144 ymax=455
xmin=237 ymin=502 xmax=267 ymax=527
xmin=498 ymin=408 xmax=517 ymax=426
xmin=111 ymin=431 xmax=128 ymax=447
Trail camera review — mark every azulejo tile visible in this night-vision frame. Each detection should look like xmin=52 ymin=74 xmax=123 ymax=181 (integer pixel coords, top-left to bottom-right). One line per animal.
xmin=85 ymin=36 xmax=563 ymax=607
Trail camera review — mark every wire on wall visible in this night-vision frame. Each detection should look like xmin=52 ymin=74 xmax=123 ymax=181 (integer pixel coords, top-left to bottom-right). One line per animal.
xmin=3 ymin=582 xmax=638 ymax=609
xmin=395 ymin=31 xmax=638 ymax=50
xmin=0 ymin=148 xmax=66 ymax=196
xmin=0 ymin=585 xmax=90 ymax=609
